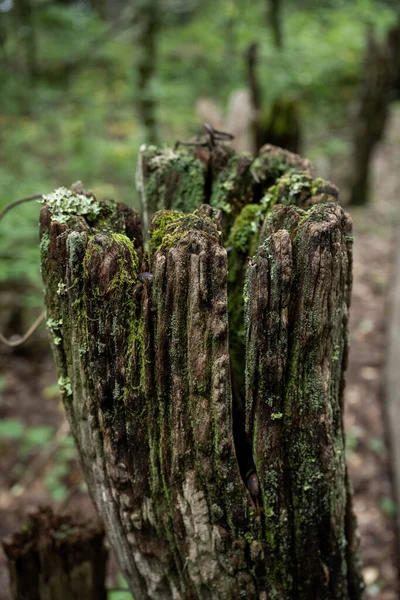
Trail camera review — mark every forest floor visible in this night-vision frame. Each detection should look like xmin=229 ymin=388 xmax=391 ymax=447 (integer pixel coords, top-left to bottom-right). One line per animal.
xmin=0 ymin=113 xmax=399 ymax=598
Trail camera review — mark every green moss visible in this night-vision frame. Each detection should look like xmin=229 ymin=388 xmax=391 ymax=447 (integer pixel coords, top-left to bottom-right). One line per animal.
xmin=144 ymin=147 xmax=206 ymax=215
xmin=150 ymin=211 xmax=219 ymax=259
xmin=227 ymin=204 xmax=267 ymax=393
xmin=210 ymin=151 xmax=253 ymax=217
xmin=261 ymin=172 xmax=315 ymax=209
xmin=227 ymin=204 xmax=263 ymax=255
xmin=149 ymin=209 xmax=185 ymax=258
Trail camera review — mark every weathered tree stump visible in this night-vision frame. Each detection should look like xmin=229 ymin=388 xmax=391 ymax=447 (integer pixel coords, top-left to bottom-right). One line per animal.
xmin=40 ymin=146 xmax=364 ymax=599
xmin=2 ymin=506 xmax=107 ymax=600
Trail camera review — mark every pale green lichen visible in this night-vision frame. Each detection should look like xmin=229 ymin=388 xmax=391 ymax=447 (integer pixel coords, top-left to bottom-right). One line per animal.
xmin=271 ymin=412 xmax=283 ymax=420
xmin=40 ymin=232 xmax=50 ymax=257
xmin=46 ymin=317 xmax=63 ymax=345
xmin=41 ymin=188 xmax=101 ymax=224
xmin=58 ymin=375 xmax=72 ymax=396
xmin=57 ymin=282 xmax=67 ymax=296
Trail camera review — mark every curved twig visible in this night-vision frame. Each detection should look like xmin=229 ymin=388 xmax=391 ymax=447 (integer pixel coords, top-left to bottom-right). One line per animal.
xmin=0 ymin=193 xmax=46 ymax=347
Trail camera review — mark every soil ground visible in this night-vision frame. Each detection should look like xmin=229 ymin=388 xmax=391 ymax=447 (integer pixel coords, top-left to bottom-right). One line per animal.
xmin=0 ymin=111 xmax=399 ymax=598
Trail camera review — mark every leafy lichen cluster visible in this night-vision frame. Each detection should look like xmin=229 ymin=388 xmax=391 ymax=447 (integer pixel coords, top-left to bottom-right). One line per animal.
xmin=41 ymin=187 xmax=102 ymax=224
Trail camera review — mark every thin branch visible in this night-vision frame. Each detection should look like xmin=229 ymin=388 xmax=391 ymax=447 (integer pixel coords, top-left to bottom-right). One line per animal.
xmin=0 ymin=193 xmax=45 ymax=347
xmin=0 ymin=311 xmax=45 ymax=347
xmin=0 ymin=193 xmax=43 ymax=221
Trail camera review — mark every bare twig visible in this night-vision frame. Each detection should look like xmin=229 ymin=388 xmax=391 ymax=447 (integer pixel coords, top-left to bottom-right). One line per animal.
xmin=0 ymin=311 xmax=45 ymax=348
xmin=0 ymin=192 xmax=46 ymax=347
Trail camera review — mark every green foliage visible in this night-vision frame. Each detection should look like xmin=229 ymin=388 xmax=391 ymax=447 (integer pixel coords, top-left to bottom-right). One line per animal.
xmin=18 ymin=425 xmax=55 ymax=458
xmin=0 ymin=0 xmax=398 ymax=316
xmin=0 ymin=418 xmax=25 ymax=440
xmin=108 ymin=574 xmax=134 ymax=600
xmin=0 ymin=412 xmax=79 ymax=502
xmin=44 ymin=462 xmax=69 ymax=502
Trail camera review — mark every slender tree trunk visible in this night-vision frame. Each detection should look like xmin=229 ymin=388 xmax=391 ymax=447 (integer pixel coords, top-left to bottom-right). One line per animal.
xmin=13 ymin=0 xmax=37 ymax=83
xmin=246 ymin=42 xmax=262 ymax=154
xmin=268 ymin=0 xmax=283 ymax=49
xmin=2 ymin=507 xmax=107 ymax=600
xmin=245 ymin=42 xmax=302 ymax=154
xmin=40 ymin=145 xmax=364 ymax=599
xmin=349 ymin=25 xmax=399 ymax=205
xmin=135 ymin=0 xmax=159 ymax=145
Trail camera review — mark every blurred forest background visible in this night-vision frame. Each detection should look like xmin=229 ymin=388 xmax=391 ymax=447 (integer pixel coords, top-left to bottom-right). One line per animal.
xmin=0 ymin=0 xmax=400 ymax=598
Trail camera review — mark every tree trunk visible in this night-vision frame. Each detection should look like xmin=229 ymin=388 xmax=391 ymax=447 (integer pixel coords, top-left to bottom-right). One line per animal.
xmin=13 ymin=0 xmax=37 ymax=83
xmin=245 ymin=43 xmax=302 ymax=154
xmin=40 ymin=146 xmax=364 ymax=599
xmin=2 ymin=506 xmax=107 ymax=600
xmin=349 ymin=25 xmax=398 ymax=205
xmin=135 ymin=0 xmax=159 ymax=145
xmin=268 ymin=0 xmax=283 ymax=50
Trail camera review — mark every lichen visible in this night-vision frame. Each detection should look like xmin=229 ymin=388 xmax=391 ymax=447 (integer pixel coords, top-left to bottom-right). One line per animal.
xmin=58 ymin=375 xmax=72 ymax=397
xmin=46 ymin=317 xmax=63 ymax=346
xmin=41 ymin=187 xmax=102 ymax=224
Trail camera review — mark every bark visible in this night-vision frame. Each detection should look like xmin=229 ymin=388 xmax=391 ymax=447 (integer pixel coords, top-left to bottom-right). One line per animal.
xmin=137 ymin=142 xmax=311 ymax=238
xmin=40 ymin=146 xmax=363 ymax=599
xmin=2 ymin=506 xmax=107 ymax=600
xmin=246 ymin=203 xmax=361 ymax=597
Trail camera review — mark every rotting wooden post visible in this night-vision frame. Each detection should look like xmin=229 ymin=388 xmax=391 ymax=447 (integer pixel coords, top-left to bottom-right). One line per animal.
xmin=40 ymin=146 xmax=364 ymax=599
xmin=2 ymin=506 xmax=107 ymax=600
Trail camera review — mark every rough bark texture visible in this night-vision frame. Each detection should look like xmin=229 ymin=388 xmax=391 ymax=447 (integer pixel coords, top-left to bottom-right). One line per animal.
xmin=2 ymin=506 xmax=107 ymax=600
xmin=246 ymin=204 xmax=361 ymax=597
xmin=40 ymin=146 xmax=364 ymax=599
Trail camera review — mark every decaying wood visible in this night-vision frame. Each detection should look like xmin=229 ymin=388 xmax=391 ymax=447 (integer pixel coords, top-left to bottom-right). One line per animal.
xmin=2 ymin=506 xmax=107 ymax=600
xmin=40 ymin=145 xmax=364 ymax=599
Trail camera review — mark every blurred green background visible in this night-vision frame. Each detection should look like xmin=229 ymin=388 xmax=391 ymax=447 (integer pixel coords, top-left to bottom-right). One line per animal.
xmin=0 ymin=0 xmax=398 ymax=307
xmin=1 ymin=2 xmax=400 ymax=597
